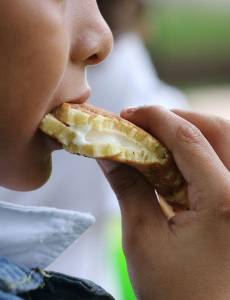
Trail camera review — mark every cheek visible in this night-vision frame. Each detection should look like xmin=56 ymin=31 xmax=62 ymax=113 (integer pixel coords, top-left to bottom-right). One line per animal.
xmin=0 ymin=3 xmax=70 ymax=190
xmin=23 ymin=30 xmax=70 ymax=129
xmin=0 ymin=11 xmax=70 ymax=143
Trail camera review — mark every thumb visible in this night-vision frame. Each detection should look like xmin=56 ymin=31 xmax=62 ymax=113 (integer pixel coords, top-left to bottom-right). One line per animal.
xmin=99 ymin=160 xmax=167 ymax=239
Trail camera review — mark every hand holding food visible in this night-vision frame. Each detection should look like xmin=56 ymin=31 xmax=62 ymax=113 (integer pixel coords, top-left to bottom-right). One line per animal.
xmin=99 ymin=106 xmax=230 ymax=300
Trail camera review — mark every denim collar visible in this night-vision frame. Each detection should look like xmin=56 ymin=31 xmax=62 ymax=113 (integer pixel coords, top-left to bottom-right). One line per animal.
xmin=0 ymin=201 xmax=95 ymax=269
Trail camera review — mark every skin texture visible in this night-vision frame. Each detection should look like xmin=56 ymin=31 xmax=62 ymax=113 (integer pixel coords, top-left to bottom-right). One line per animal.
xmin=2 ymin=2 xmax=230 ymax=299
xmin=100 ymin=107 xmax=230 ymax=300
xmin=0 ymin=0 xmax=113 ymax=190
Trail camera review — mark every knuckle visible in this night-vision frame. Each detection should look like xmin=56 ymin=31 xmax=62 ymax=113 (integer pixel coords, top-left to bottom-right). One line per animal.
xmin=175 ymin=123 xmax=203 ymax=146
xmin=215 ymin=191 xmax=230 ymax=218
xmin=215 ymin=116 xmax=230 ymax=133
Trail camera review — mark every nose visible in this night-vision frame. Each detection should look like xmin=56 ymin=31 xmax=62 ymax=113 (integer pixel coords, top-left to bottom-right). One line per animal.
xmin=70 ymin=6 xmax=113 ymax=66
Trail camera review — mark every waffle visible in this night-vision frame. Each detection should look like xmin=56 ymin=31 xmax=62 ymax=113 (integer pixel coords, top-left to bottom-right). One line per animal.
xmin=40 ymin=103 xmax=188 ymax=208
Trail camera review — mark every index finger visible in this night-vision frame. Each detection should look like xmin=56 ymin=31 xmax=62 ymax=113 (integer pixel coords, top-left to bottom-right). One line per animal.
xmin=121 ymin=106 xmax=230 ymax=209
xmin=172 ymin=110 xmax=230 ymax=170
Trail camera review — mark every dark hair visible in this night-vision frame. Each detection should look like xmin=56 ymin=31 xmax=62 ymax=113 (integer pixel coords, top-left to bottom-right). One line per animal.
xmin=97 ymin=0 xmax=147 ymax=36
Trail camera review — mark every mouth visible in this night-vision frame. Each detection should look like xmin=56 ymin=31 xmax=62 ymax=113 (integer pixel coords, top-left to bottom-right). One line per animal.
xmin=40 ymin=89 xmax=92 ymax=152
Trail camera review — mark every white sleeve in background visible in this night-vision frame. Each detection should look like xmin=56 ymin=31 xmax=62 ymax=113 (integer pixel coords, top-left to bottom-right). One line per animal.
xmin=88 ymin=32 xmax=188 ymax=114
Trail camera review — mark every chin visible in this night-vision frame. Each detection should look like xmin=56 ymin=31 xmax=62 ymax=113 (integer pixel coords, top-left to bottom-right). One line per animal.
xmin=0 ymin=129 xmax=56 ymax=191
xmin=2 ymin=154 xmax=52 ymax=192
xmin=22 ymin=155 xmax=52 ymax=192
xmin=21 ymin=160 xmax=52 ymax=192
xmin=16 ymin=133 xmax=53 ymax=191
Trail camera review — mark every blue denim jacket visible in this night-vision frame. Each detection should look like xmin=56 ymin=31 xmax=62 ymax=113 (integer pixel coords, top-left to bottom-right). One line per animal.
xmin=0 ymin=257 xmax=114 ymax=300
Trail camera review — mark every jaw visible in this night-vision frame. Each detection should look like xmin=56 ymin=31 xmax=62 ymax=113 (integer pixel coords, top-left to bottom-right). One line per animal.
xmin=0 ymin=134 xmax=52 ymax=192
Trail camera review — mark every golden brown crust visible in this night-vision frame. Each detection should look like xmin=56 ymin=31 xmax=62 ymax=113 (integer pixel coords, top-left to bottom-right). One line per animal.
xmin=54 ymin=103 xmax=166 ymax=160
xmin=41 ymin=103 xmax=188 ymax=208
xmin=62 ymin=104 xmax=188 ymax=206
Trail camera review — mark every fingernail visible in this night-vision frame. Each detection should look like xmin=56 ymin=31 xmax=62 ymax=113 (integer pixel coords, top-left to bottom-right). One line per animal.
xmin=122 ymin=106 xmax=139 ymax=115
xmin=98 ymin=160 xmax=119 ymax=174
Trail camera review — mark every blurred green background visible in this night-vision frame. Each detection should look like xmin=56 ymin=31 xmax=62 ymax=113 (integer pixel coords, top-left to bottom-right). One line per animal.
xmin=146 ymin=2 xmax=230 ymax=86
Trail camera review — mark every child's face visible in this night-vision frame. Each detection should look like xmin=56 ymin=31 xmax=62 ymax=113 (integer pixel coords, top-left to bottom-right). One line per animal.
xmin=0 ymin=1 xmax=113 ymax=191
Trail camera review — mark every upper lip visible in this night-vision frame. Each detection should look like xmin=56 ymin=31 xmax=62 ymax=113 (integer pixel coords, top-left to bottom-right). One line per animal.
xmin=65 ymin=88 xmax=91 ymax=105
xmin=46 ymin=88 xmax=91 ymax=116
